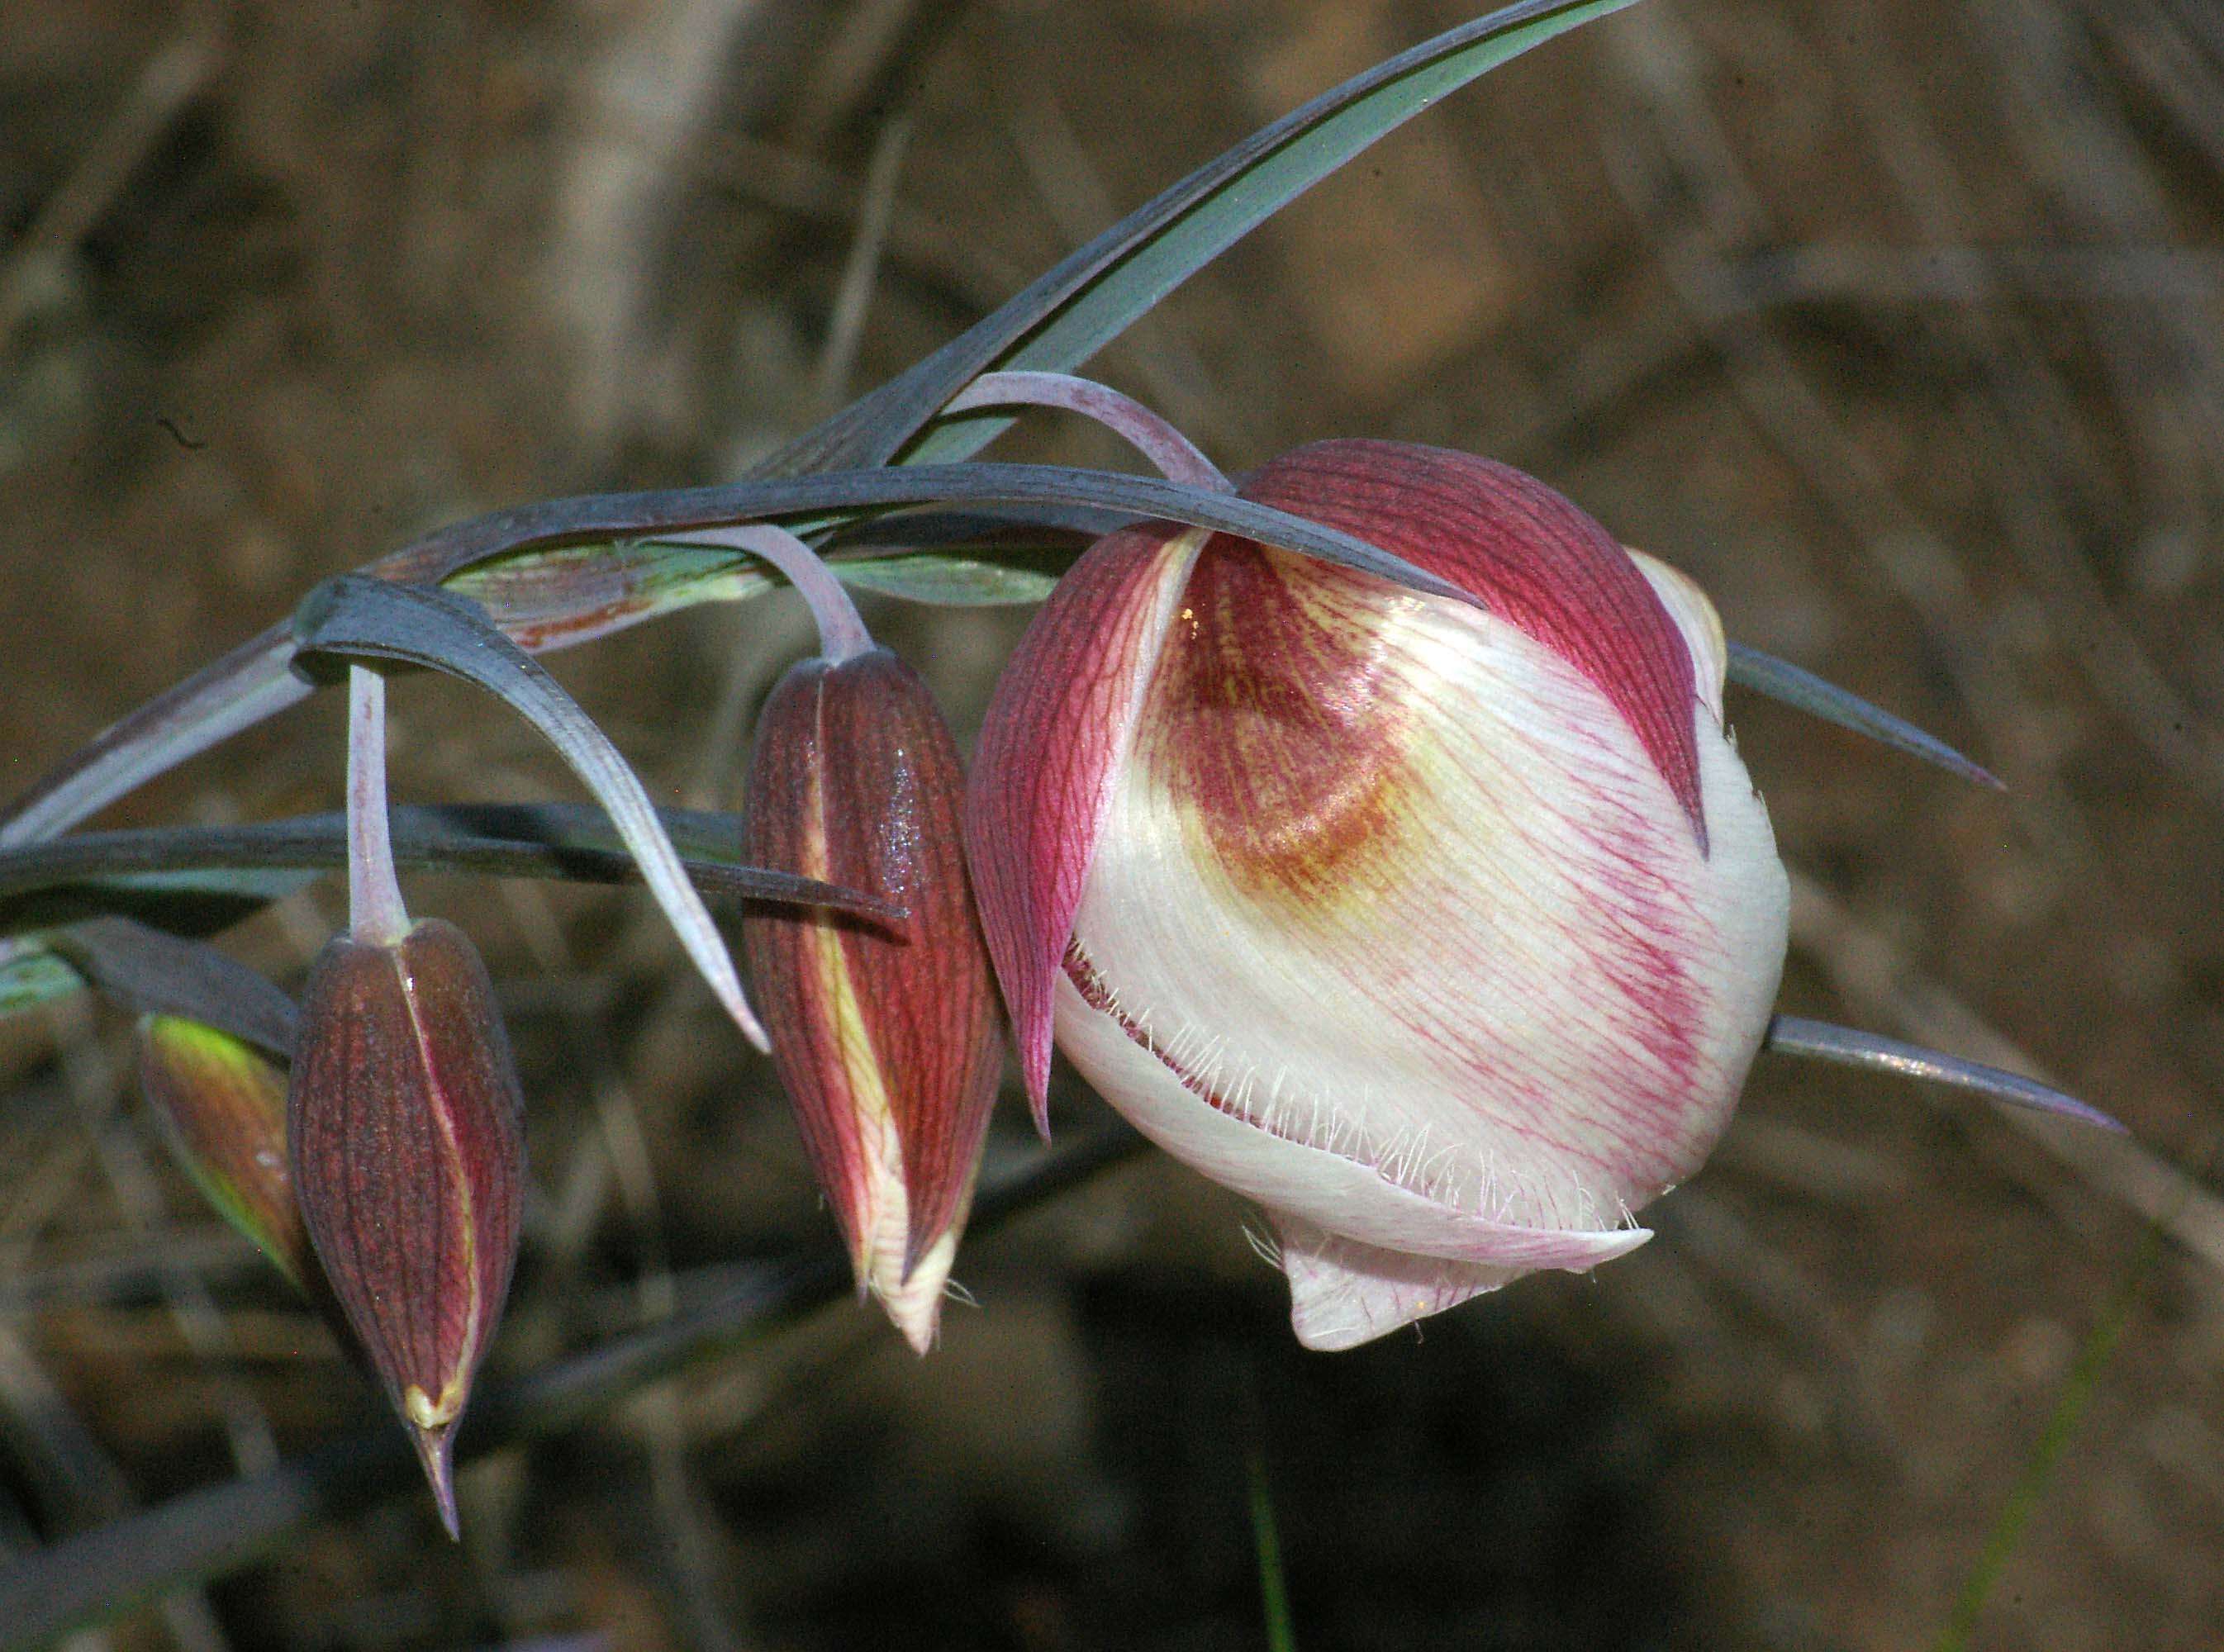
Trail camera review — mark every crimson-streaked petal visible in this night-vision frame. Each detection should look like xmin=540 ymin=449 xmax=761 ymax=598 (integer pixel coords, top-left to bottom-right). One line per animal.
xmin=965 ymin=528 xmax=1204 ymax=1121
xmin=967 ymin=438 xmax=1791 ymax=1346
xmin=1055 ymin=515 xmax=1785 ymax=1344
xmin=1243 ymin=440 xmax=1709 ymax=849
xmin=744 ymin=650 xmax=1005 ymax=1351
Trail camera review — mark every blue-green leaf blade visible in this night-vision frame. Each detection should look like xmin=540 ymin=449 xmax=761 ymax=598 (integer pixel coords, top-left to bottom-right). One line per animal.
xmin=766 ymin=0 xmax=1641 ymax=476
xmin=833 ymin=553 xmax=1061 ymax=606
xmin=0 ymin=805 xmax=901 ymax=927
xmin=1765 ymin=1014 xmax=2120 ymax=1132
xmin=1727 ymin=642 xmax=2003 ymax=789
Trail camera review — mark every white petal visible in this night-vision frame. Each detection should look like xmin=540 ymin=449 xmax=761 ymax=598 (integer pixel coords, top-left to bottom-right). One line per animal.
xmin=1055 ymin=969 xmax=1652 ymax=1271
xmin=1067 ymin=553 xmax=1788 ymax=1242
xmin=1268 ymin=1213 xmax=1535 ymax=1352
xmin=1628 ymin=548 xmax=1727 ymax=722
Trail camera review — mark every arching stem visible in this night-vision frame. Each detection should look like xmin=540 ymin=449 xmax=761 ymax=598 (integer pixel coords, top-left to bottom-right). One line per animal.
xmin=943 ymin=371 xmax=1232 ymax=493
xmin=654 ymin=522 xmax=876 ymax=664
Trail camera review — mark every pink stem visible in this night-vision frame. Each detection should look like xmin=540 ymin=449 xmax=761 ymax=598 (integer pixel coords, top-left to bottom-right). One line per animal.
xmin=660 ymin=523 xmax=876 ymax=665
xmin=346 ymin=664 xmax=410 ymax=946
xmin=941 ymin=371 xmax=1232 ymax=492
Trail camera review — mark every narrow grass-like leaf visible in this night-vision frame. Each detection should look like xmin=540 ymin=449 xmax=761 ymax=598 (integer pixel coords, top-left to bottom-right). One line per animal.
xmin=0 ymin=630 xmax=311 ymax=851
xmin=47 ymin=917 xmax=298 ymax=1056
xmin=763 ymin=0 xmax=1641 ymax=475
xmin=1932 ymin=1213 xmax=2165 ymax=1651
xmin=1247 ymin=1444 xmax=1298 ymax=1652
xmin=291 ymin=575 xmax=770 ymax=1051
xmin=0 ymin=805 xmax=898 ymax=926
xmin=371 ymin=464 xmax=1470 ymax=607
xmin=4 ymin=464 xmax=1460 ymax=849
xmin=1727 ymin=642 xmax=2002 ymax=789
xmin=0 ymin=867 xmax=316 ymax=942
xmin=1764 ymin=1014 xmax=2121 ymax=1131
xmin=821 ymin=503 xmax=1114 ymax=553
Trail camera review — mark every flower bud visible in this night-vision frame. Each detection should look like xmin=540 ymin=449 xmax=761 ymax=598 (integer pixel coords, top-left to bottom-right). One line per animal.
xmin=136 ymin=1015 xmax=313 ymax=1288
xmin=969 ymin=439 xmax=1790 ymax=1350
xmin=742 ymin=648 xmax=1004 ymax=1352
xmin=288 ymin=917 xmax=525 ymax=1535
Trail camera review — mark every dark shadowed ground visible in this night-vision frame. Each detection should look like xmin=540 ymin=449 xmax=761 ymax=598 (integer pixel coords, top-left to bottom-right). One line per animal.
xmin=4 ymin=1 xmax=2222 ymax=1647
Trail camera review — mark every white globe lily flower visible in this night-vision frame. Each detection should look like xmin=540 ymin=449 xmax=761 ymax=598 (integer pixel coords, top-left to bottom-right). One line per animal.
xmin=967 ymin=438 xmax=1789 ymax=1349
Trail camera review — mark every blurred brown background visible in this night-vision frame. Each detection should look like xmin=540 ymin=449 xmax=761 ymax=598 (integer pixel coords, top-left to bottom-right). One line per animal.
xmin=4 ymin=0 xmax=2222 ymax=1647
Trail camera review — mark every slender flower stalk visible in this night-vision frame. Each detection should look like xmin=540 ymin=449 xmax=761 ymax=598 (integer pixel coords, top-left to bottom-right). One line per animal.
xmin=942 ymin=372 xmax=1233 ymax=493
xmin=288 ymin=661 xmax=528 ymax=1536
xmin=345 ymin=665 xmax=408 ymax=947
xmin=658 ymin=523 xmax=877 ymax=665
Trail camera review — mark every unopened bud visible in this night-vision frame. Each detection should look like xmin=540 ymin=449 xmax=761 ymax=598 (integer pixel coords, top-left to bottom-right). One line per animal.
xmin=136 ymin=1015 xmax=313 ymax=1288
xmin=288 ymin=917 xmax=525 ymax=1536
xmin=743 ymin=648 xmax=1004 ymax=1353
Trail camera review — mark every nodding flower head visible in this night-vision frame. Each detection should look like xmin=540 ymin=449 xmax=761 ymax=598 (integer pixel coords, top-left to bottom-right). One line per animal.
xmin=288 ymin=662 xmax=524 ymax=1536
xmin=967 ymin=438 xmax=1789 ymax=1350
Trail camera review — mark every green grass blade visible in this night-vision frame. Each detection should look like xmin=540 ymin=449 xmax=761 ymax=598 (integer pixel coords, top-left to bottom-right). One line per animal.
xmin=1931 ymin=1213 xmax=2168 ymax=1651
xmin=833 ymin=552 xmax=1060 ymax=606
xmin=1248 ymin=1442 xmax=1298 ymax=1652
xmin=0 ymin=805 xmax=901 ymax=933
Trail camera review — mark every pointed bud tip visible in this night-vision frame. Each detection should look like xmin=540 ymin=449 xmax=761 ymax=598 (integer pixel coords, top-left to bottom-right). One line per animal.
xmin=877 ymin=1272 xmax=944 ymax=1357
xmin=1019 ymin=1042 xmax=1053 ymax=1142
xmin=877 ymin=1227 xmax=962 ymax=1355
xmin=406 ymin=1410 xmax=462 ymax=1540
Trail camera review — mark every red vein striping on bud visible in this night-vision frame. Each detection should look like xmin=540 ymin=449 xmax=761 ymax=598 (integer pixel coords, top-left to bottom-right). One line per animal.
xmin=742 ymin=649 xmax=1004 ymax=1352
xmin=288 ymin=919 xmax=525 ymax=1536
